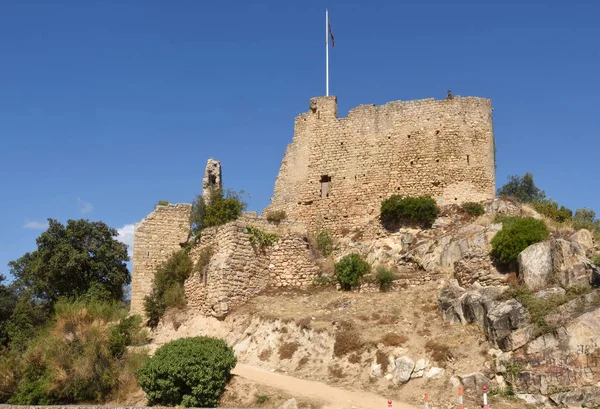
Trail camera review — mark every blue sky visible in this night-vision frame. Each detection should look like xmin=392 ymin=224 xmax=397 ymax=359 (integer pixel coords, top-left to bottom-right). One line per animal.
xmin=1 ymin=0 xmax=599 ymax=280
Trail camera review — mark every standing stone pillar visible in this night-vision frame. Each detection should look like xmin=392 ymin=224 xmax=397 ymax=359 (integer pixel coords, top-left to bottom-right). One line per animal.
xmin=202 ymin=158 xmax=222 ymax=200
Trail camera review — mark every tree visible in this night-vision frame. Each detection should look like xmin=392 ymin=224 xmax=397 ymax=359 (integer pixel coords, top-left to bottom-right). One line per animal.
xmin=190 ymin=187 xmax=247 ymax=237
xmin=0 ymin=275 xmax=17 ymax=347
xmin=9 ymin=219 xmax=130 ymax=305
xmin=497 ymin=172 xmax=546 ymax=203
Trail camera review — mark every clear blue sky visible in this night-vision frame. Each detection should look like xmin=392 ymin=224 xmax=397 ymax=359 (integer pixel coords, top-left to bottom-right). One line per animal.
xmin=1 ymin=0 xmax=599 ymax=280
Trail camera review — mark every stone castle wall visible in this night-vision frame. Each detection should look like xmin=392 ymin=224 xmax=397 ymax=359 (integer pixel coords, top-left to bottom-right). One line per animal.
xmin=130 ymin=203 xmax=192 ymax=315
xmin=184 ymin=219 xmax=320 ymax=316
xmin=264 ymin=95 xmax=496 ymax=235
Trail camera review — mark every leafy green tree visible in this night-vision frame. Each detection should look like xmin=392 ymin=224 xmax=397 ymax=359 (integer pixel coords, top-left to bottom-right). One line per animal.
xmin=380 ymin=195 xmax=440 ymax=228
xmin=497 ymin=172 xmax=546 ymax=203
xmin=0 ymin=275 xmax=17 ymax=347
xmin=3 ymin=290 xmax=49 ymax=352
xmin=136 ymin=336 xmax=237 ymax=407
xmin=8 ymin=219 xmax=130 ymax=305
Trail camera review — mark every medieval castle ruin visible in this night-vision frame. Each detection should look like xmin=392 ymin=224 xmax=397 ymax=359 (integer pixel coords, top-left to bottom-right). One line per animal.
xmin=130 ymin=94 xmax=496 ymax=316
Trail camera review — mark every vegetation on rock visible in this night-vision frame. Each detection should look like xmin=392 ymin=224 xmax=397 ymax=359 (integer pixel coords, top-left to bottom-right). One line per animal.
xmin=266 ymin=210 xmax=287 ymax=223
xmin=143 ymin=250 xmax=193 ymax=329
xmin=375 ymin=266 xmax=395 ymax=292
xmin=380 ymin=195 xmax=440 ymax=228
xmin=247 ymin=225 xmax=279 ymax=249
xmin=335 ymin=253 xmax=370 ymax=291
xmin=490 ymin=216 xmax=549 ymax=268
xmin=190 ymin=187 xmax=247 ymax=237
xmin=461 ymin=202 xmax=485 ymax=217
xmin=136 ymin=336 xmax=236 ymax=408
xmin=496 ymin=172 xmax=546 ymax=203
xmin=315 ymin=230 xmax=334 ymax=257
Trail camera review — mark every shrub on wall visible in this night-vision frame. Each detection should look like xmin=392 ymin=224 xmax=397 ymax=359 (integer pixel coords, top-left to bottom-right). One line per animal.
xmin=461 ymin=202 xmax=485 ymax=217
xmin=143 ymin=250 xmax=193 ymax=328
xmin=247 ymin=226 xmax=279 ymax=249
xmin=335 ymin=253 xmax=370 ymax=290
xmin=136 ymin=336 xmax=236 ymax=408
xmin=380 ymin=195 xmax=440 ymax=228
xmin=315 ymin=231 xmax=334 ymax=256
xmin=266 ymin=210 xmax=287 ymax=223
xmin=490 ymin=217 xmax=549 ymax=268
xmin=190 ymin=187 xmax=247 ymax=237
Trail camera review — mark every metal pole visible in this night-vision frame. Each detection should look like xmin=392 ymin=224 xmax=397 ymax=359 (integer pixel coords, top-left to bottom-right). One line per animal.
xmin=326 ymin=8 xmax=329 ymax=96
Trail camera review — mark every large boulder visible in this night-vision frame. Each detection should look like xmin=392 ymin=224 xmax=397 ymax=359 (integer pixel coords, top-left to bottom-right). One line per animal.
xmin=518 ymin=241 xmax=553 ymax=291
xmin=570 ymin=229 xmax=594 ymax=253
xmin=550 ymin=386 xmax=600 ymax=407
xmin=486 ymin=299 xmax=530 ymax=351
xmin=393 ymin=356 xmax=415 ymax=384
xmin=457 ymin=372 xmax=490 ymax=390
xmin=518 ymin=238 xmax=599 ymax=291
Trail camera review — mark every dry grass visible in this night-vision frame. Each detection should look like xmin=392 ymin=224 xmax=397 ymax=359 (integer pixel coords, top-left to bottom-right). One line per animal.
xmin=348 ymin=353 xmax=361 ymax=364
xmin=425 ymin=340 xmax=454 ymax=366
xmin=333 ymin=329 xmax=363 ymax=357
xmin=328 ymin=364 xmax=345 ymax=378
xmin=380 ymin=333 xmax=407 ymax=346
xmin=259 ymin=348 xmax=272 ymax=361
xmin=296 ymin=317 xmax=311 ymax=330
xmin=376 ymin=350 xmax=389 ymax=373
xmin=279 ymin=342 xmax=300 ymax=360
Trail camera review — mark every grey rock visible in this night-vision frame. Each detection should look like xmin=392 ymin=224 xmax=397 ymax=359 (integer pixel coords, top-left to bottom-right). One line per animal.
xmin=570 ymin=228 xmax=594 ymax=253
xmin=425 ymin=367 xmax=444 ymax=379
xmin=411 ymin=359 xmax=427 ymax=378
xmin=281 ymin=398 xmax=299 ymax=409
xmin=486 ymin=299 xmax=530 ymax=351
xmin=550 ymin=386 xmax=600 ymax=407
xmin=533 ymin=286 xmax=566 ymax=299
xmin=518 ymin=241 xmax=553 ymax=291
xmin=457 ymin=372 xmax=490 ymax=390
xmin=394 ymin=356 xmax=415 ymax=384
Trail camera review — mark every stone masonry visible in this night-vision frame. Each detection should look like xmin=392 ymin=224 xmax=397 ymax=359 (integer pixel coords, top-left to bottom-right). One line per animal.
xmin=130 ymin=203 xmax=192 ymax=315
xmin=264 ymin=95 xmax=496 ymax=235
xmin=202 ymin=158 xmax=222 ymax=200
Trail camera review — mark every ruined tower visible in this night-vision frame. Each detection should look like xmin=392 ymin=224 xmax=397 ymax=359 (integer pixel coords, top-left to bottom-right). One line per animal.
xmin=202 ymin=158 xmax=222 ymax=200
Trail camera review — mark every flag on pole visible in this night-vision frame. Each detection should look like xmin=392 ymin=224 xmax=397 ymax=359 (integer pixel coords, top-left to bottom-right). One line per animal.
xmin=328 ymin=21 xmax=335 ymax=47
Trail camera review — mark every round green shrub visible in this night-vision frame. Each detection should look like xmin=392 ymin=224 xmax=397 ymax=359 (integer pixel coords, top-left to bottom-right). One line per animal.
xmin=136 ymin=336 xmax=237 ymax=408
xmin=375 ymin=267 xmax=395 ymax=291
xmin=380 ymin=195 xmax=440 ymax=228
xmin=490 ymin=217 xmax=549 ymax=267
xmin=461 ymin=202 xmax=485 ymax=217
xmin=335 ymin=253 xmax=370 ymax=290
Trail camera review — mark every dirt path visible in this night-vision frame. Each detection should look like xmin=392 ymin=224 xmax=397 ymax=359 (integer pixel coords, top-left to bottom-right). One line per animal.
xmin=232 ymin=364 xmax=418 ymax=409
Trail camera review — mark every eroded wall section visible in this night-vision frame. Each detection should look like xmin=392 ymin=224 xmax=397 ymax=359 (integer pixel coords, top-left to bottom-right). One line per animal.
xmin=130 ymin=203 xmax=192 ymax=315
xmin=265 ymin=95 xmax=496 ymax=235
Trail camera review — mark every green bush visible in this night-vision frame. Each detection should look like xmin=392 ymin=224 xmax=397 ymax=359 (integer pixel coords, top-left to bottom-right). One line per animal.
xmin=461 ymin=202 xmax=485 ymax=217
xmin=108 ymin=314 xmax=144 ymax=359
xmin=375 ymin=267 xmax=395 ymax=292
xmin=593 ymin=255 xmax=600 ymax=268
xmin=143 ymin=250 xmax=193 ymax=328
xmin=490 ymin=217 xmax=549 ymax=268
xmin=380 ymin=195 xmax=440 ymax=228
xmin=247 ymin=225 xmax=279 ymax=249
xmin=335 ymin=254 xmax=371 ymax=291
xmin=136 ymin=336 xmax=237 ymax=407
xmin=316 ymin=230 xmax=334 ymax=256
xmin=156 ymin=200 xmax=169 ymax=207
xmin=531 ymin=199 xmax=573 ymax=223
xmin=266 ymin=210 xmax=286 ymax=223
xmin=190 ymin=187 xmax=247 ymax=237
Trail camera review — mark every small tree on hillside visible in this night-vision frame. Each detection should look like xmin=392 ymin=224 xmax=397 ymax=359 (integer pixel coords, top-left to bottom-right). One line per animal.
xmin=496 ymin=172 xmax=546 ymax=203
xmin=190 ymin=187 xmax=247 ymax=237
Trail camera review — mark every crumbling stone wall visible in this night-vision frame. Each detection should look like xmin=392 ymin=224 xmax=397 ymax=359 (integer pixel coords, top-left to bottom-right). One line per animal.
xmin=265 ymin=95 xmax=496 ymax=236
xmin=130 ymin=203 xmax=191 ymax=315
xmin=184 ymin=220 xmax=320 ymax=316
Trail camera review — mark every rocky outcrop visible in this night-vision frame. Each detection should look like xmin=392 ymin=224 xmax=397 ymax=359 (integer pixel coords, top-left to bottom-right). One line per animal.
xmin=550 ymin=386 xmax=600 ymax=407
xmin=438 ymin=280 xmax=528 ymax=351
xmin=454 ymin=254 xmax=507 ymax=287
xmin=393 ymin=357 xmax=415 ymax=384
xmin=570 ymin=229 xmax=594 ymax=254
xmin=518 ymin=238 xmax=600 ymax=291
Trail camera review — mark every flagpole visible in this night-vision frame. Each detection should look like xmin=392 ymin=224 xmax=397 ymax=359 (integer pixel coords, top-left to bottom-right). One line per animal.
xmin=326 ymin=8 xmax=329 ymax=97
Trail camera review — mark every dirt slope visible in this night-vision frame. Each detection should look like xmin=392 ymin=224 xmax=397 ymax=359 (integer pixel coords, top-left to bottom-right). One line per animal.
xmin=232 ymin=363 xmax=417 ymax=409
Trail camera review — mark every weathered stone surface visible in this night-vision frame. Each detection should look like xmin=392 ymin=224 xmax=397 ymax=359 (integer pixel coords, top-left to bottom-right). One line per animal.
xmin=394 ymin=357 xmax=415 ymax=384
xmin=518 ymin=241 xmax=552 ymax=291
xmin=411 ymin=359 xmax=428 ymax=378
xmin=202 ymin=158 xmax=222 ymax=200
xmin=371 ymin=363 xmax=383 ymax=377
xmin=570 ymin=229 xmax=594 ymax=253
xmin=281 ymin=398 xmax=299 ymax=409
xmin=425 ymin=367 xmax=444 ymax=379
xmin=533 ymin=287 xmax=566 ymax=300
xmin=457 ymin=372 xmax=490 ymax=390
xmin=454 ymin=254 xmax=507 ymax=288
xmin=264 ymin=96 xmax=496 ymax=236
xmin=550 ymin=386 xmax=600 ymax=407
xmin=486 ymin=299 xmax=530 ymax=351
